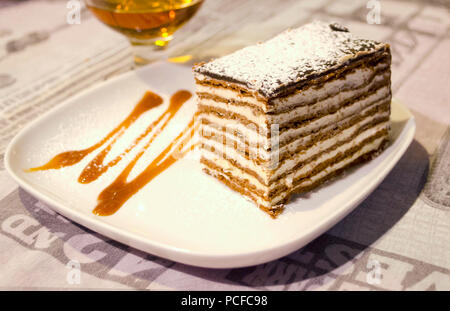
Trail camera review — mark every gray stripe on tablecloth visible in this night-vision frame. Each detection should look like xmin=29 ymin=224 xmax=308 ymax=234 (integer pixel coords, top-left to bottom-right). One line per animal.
xmin=0 ymin=188 xmax=174 ymax=289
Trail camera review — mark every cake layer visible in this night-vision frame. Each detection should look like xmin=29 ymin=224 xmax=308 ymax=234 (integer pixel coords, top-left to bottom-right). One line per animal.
xmin=194 ymin=21 xmax=392 ymax=217
xmin=201 ymin=131 xmax=388 ymax=212
xmin=198 ymin=83 xmax=391 ymax=151
xmin=201 ymin=165 xmax=285 ymax=218
xmin=195 ymin=59 xmax=389 ymax=114
xmin=200 ymin=102 xmax=390 ymax=165
xmin=201 ymin=115 xmax=389 ymax=186
xmin=194 ymin=21 xmax=390 ymax=99
xmin=201 ymin=124 xmax=389 ymax=207
xmin=197 ymin=69 xmax=389 ymax=128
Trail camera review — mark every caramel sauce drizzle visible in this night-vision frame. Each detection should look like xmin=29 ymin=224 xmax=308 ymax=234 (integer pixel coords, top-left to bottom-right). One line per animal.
xmin=28 ymin=91 xmax=164 ymax=172
xmin=78 ymin=90 xmax=191 ymax=184
xmin=93 ymin=118 xmax=198 ymax=216
xmin=27 ymin=90 xmax=195 ymax=216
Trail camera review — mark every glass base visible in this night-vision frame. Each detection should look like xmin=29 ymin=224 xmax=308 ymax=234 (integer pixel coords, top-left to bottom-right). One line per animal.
xmin=129 ymin=37 xmax=172 ymax=67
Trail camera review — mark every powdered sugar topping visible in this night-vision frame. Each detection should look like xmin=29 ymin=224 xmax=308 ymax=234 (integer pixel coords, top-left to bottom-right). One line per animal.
xmin=194 ymin=21 xmax=385 ymax=98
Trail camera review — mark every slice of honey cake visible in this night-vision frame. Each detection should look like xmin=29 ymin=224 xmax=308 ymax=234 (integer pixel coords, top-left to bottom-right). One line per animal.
xmin=193 ymin=21 xmax=391 ymax=218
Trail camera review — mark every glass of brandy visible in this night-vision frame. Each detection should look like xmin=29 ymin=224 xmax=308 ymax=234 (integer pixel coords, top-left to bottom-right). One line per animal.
xmin=85 ymin=0 xmax=204 ymax=66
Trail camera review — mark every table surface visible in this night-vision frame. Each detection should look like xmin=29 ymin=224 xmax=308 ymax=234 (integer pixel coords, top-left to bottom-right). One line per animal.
xmin=0 ymin=0 xmax=449 ymax=290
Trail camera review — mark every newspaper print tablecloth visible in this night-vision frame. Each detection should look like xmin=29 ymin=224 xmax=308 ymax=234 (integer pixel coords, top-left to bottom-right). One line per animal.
xmin=0 ymin=0 xmax=449 ymax=290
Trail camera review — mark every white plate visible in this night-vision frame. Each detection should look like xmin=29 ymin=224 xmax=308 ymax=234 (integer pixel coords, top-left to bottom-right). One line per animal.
xmin=4 ymin=62 xmax=415 ymax=268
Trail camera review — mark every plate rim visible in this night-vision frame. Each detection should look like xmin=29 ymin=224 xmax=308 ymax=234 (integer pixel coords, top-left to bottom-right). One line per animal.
xmin=4 ymin=62 xmax=416 ymax=268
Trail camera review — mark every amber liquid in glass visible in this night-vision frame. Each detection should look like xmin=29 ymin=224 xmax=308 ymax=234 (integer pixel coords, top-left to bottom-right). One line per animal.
xmin=86 ymin=0 xmax=204 ymax=64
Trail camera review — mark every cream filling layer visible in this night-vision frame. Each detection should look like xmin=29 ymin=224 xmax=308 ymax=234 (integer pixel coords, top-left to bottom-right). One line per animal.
xmin=201 ymin=117 xmax=389 ymax=184
xmin=195 ymin=62 xmax=389 ymax=113
xmin=201 ymin=109 xmax=390 ymax=162
xmin=198 ymin=89 xmax=391 ymax=150
xmin=202 ymin=135 xmax=386 ymax=208
xmin=198 ymin=73 xmax=389 ymax=126
xmin=269 ymin=135 xmax=386 ymax=207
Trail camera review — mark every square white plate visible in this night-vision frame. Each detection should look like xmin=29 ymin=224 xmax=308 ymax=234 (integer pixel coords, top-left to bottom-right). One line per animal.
xmin=5 ymin=62 xmax=415 ymax=268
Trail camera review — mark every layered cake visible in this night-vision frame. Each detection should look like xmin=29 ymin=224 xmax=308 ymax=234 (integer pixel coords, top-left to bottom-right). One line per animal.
xmin=193 ymin=21 xmax=391 ymax=217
